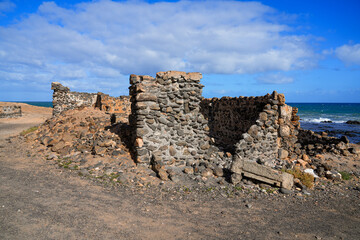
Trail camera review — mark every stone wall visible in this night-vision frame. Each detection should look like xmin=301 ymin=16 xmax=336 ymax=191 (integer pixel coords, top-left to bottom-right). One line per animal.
xmin=95 ymin=94 xmax=131 ymax=123
xmin=51 ymin=82 xmax=131 ymax=122
xmin=128 ymin=71 xmax=300 ymax=171
xmin=51 ymin=72 xmax=351 ymax=175
xmin=200 ymin=96 xmax=271 ymax=153
xmin=0 ymin=105 xmax=22 ymax=118
xmin=129 ymin=71 xmax=222 ymax=167
xmin=52 ymin=82 xmax=97 ymax=116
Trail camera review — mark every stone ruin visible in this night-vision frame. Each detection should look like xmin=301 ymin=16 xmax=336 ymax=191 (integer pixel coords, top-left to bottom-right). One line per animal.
xmin=50 ymin=71 xmax=355 ymax=189
xmin=51 ymin=82 xmax=131 ymax=123
xmin=0 ymin=105 xmax=22 ymax=118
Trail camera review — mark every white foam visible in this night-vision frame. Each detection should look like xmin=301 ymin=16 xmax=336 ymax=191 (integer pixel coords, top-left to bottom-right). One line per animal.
xmin=301 ymin=117 xmax=345 ymax=124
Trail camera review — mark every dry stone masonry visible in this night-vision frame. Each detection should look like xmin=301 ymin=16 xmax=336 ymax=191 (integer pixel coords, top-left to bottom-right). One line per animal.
xmin=52 ymin=82 xmax=98 ymax=116
xmin=51 ymin=82 xmax=130 ymax=123
xmin=0 ymin=105 xmax=22 ymax=118
xmin=49 ymin=71 xmax=354 ymax=188
xmin=129 ymin=71 xmax=225 ymax=167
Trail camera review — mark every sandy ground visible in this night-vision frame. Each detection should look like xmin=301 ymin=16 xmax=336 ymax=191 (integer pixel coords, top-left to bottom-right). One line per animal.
xmin=0 ymin=103 xmax=359 ymax=239
xmin=0 ymin=136 xmax=360 ymax=240
xmin=0 ymin=102 xmax=52 ymax=140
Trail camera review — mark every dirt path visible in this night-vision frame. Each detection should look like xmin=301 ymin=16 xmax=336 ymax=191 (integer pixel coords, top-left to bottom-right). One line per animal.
xmin=0 ymin=102 xmax=52 ymax=140
xmin=1 ymin=137 xmax=360 ymax=240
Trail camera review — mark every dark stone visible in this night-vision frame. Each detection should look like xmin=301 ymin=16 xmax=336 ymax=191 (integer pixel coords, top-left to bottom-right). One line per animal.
xmin=345 ymin=120 xmax=360 ymax=125
xmin=280 ymin=188 xmax=292 ymax=195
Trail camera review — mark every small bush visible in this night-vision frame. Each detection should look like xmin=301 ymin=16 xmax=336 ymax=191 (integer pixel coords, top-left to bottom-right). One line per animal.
xmin=20 ymin=126 xmax=38 ymax=136
xmin=286 ymin=168 xmax=314 ymax=189
xmin=339 ymin=171 xmax=352 ymax=180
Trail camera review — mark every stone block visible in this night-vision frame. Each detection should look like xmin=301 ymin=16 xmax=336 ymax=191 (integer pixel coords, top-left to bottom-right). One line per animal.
xmin=231 ymin=160 xmax=294 ymax=190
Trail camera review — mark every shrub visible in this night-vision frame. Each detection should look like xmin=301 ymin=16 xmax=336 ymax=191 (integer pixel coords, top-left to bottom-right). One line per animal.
xmin=339 ymin=171 xmax=352 ymax=180
xmin=286 ymin=168 xmax=314 ymax=189
xmin=20 ymin=126 xmax=38 ymax=136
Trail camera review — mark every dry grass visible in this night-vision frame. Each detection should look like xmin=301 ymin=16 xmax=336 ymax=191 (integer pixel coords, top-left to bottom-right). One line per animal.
xmin=20 ymin=126 xmax=38 ymax=136
xmin=286 ymin=168 xmax=314 ymax=189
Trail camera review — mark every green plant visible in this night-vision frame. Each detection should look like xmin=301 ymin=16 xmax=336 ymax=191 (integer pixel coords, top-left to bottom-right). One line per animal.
xmin=109 ymin=173 xmax=120 ymax=180
xmin=206 ymin=187 xmax=214 ymax=192
xmin=58 ymin=158 xmax=72 ymax=168
xmin=20 ymin=126 xmax=38 ymax=136
xmin=234 ymin=186 xmax=243 ymax=191
xmin=286 ymin=168 xmax=314 ymax=189
xmin=339 ymin=171 xmax=352 ymax=180
xmin=266 ymin=188 xmax=276 ymax=193
xmin=183 ymin=186 xmax=191 ymax=193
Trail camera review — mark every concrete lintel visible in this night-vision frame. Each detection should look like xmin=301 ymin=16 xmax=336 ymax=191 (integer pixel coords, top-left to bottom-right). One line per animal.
xmin=232 ymin=160 xmax=294 ymax=190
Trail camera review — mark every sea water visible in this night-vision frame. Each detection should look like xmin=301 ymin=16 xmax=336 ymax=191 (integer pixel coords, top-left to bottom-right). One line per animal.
xmin=290 ymin=103 xmax=360 ymax=144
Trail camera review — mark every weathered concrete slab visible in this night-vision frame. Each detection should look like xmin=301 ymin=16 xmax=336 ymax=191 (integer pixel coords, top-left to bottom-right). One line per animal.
xmin=231 ymin=159 xmax=294 ymax=190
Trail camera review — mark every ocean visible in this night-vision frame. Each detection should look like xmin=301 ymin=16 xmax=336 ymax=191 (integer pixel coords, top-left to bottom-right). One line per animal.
xmin=17 ymin=101 xmax=360 ymax=144
xmin=290 ymin=103 xmax=360 ymax=144
xmin=21 ymin=101 xmax=53 ymax=108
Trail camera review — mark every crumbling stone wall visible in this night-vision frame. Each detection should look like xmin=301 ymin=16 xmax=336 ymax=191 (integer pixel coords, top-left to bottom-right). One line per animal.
xmin=52 ymin=82 xmax=98 ymax=116
xmin=129 ymin=71 xmax=223 ymax=167
xmin=129 ymin=71 xmax=298 ymax=170
xmin=51 ymin=82 xmax=131 ymax=121
xmin=0 ymin=105 xmax=22 ymax=118
xmin=95 ymin=94 xmax=131 ymax=123
xmin=201 ymin=96 xmax=271 ymax=153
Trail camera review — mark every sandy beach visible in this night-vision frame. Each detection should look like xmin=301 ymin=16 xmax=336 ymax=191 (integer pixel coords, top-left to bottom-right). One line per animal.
xmin=0 ymin=102 xmax=52 ymax=140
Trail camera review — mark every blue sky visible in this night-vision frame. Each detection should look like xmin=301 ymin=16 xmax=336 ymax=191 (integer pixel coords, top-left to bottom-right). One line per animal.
xmin=0 ymin=0 xmax=359 ymax=102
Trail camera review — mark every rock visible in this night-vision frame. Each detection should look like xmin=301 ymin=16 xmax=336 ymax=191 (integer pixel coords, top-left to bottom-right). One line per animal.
xmin=213 ymin=166 xmax=224 ymax=177
xmin=279 ymin=125 xmax=290 ymax=137
xmin=94 ymin=146 xmax=107 ymax=155
xmin=349 ymin=146 xmax=360 ymax=154
xmin=231 ymin=173 xmax=243 ymax=184
xmin=201 ymin=168 xmax=213 ymax=178
xmin=277 ymin=94 xmax=285 ymax=105
xmin=325 ymin=170 xmax=342 ymax=181
xmin=98 ymin=139 xmax=116 ymax=148
xmin=51 ymin=141 xmax=65 ymax=153
xmin=278 ymin=149 xmax=289 ymax=159
xmin=158 ymin=169 xmax=169 ymax=181
xmin=280 ymin=188 xmax=292 ymax=195
xmin=302 ymin=154 xmax=310 ymax=161
xmin=245 ymin=204 xmax=252 ymax=209
xmin=345 ymin=120 xmax=360 ymax=125
xmin=79 ymin=169 xmax=90 ymax=176
xmin=340 ymin=136 xmax=349 ymax=144
xmin=304 ymin=168 xmax=319 ymax=178
xmin=135 ymin=138 xmax=143 ymax=147
xmin=169 ymin=146 xmax=177 ymax=156
xmin=296 ymin=159 xmax=307 ymax=168
xmin=46 ymin=153 xmax=57 ymax=160
xmin=259 ymin=112 xmax=267 ymax=121
xmin=184 ymin=167 xmax=194 ymax=174
xmin=302 ymin=189 xmax=311 ymax=196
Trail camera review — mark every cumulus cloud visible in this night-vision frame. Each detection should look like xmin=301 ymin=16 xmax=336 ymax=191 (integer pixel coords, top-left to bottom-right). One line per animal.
xmin=257 ymin=73 xmax=294 ymax=84
xmin=335 ymin=43 xmax=360 ymax=66
xmin=0 ymin=0 xmax=315 ymax=95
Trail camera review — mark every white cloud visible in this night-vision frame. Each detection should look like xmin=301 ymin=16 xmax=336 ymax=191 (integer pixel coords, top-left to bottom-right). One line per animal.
xmin=335 ymin=43 xmax=360 ymax=66
xmin=0 ymin=0 xmax=15 ymax=15
xmin=0 ymin=0 xmax=315 ymax=95
xmin=257 ymin=73 xmax=294 ymax=84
